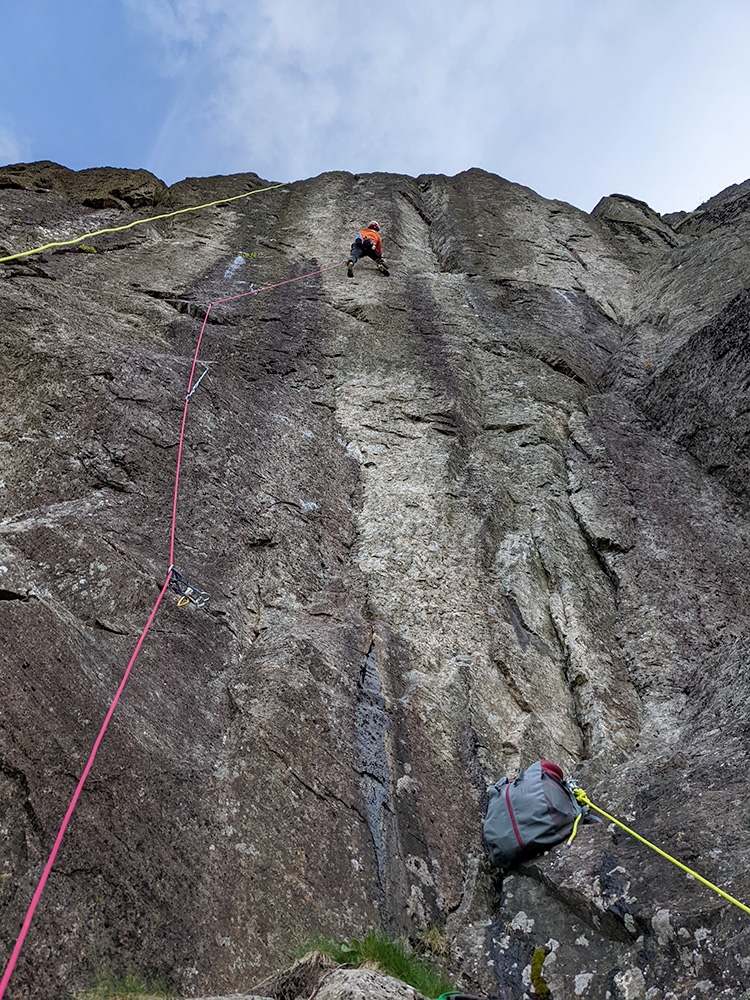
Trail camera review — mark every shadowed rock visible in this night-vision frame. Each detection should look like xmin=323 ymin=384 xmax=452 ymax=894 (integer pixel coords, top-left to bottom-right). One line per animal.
xmin=1 ymin=164 xmax=749 ymax=1000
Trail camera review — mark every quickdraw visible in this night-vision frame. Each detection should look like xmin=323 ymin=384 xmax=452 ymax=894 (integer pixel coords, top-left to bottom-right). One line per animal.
xmin=185 ymin=361 xmax=214 ymax=400
xmin=169 ymin=568 xmax=210 ymax=609
xmin=0 ymin=189 xmax=349 ymax=999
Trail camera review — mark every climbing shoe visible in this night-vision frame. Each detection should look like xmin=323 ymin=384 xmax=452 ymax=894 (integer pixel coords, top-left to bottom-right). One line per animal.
xmin=377 ymin=261 xmax=390 ymax=276
xmin=347 ymin=261 xmax=354 ymax=278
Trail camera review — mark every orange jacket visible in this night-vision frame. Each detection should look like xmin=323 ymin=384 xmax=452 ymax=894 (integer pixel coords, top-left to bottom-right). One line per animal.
xmin=358 ymin=228 xmax=382 ymax=254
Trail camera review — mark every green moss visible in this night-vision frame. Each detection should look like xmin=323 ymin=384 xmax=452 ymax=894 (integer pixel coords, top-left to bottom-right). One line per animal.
xmin=78 ymin=244 xmax=98 ymax=254
xmin=297 ymin=932 xmax=456 ymax=997
xmin=529 ymin=945 xmax=550 ymax=996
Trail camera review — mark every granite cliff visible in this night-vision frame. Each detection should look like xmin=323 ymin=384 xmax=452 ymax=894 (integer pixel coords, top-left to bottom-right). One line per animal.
xmin=1 ymin=161 xmax=749 ymax=999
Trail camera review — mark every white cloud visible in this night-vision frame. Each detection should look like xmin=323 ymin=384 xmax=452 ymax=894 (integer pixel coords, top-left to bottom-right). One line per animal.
xmin=0 ymin=120 xmax=26 ymax=166
xmin=125 ymin=0 xmax=750 ymax=213
xmin=127 ymin=1 xmax=557 ymax=180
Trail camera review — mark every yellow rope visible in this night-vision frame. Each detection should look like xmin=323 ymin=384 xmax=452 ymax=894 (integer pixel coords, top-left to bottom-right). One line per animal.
xmin=573 ymin=788 xmax=750 ymax=916
xmin=567 ymin=810 xmax=583 ymax=843
xmin=0 ymin=181 xmax=287 ymax=264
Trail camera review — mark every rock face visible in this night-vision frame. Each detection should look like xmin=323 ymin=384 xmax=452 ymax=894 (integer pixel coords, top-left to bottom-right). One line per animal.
xmin=1 ymin=161 xmax=749 ymax=1000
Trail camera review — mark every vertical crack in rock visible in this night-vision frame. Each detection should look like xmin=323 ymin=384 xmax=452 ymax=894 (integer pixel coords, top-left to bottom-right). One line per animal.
xmin=3 ymin=164 xmax=750 ymax=998
xmin=355 ymin=639 xmax=392 ymax=910
xmin=0 ymin=758 xmax=45 ymax=844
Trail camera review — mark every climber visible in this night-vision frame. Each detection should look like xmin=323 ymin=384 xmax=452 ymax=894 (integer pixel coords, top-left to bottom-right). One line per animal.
xmin=347 ymin=220 xmax=390 ymax=278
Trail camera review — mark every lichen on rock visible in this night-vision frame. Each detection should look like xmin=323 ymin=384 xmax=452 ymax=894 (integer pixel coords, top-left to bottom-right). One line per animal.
xmin=1 ymin=162 xmax=749 ymax=1000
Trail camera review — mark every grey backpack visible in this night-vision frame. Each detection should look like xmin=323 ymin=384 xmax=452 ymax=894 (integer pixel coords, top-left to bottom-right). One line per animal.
xmin=483 ymin=760 xmax=582 ymax=871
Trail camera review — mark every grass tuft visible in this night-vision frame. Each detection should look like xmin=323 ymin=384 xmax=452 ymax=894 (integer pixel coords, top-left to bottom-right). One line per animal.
xmin=72 ymin=969 xmax=173 ymax=1000
xmin=297 ymin=931 xmax=456 ymax=998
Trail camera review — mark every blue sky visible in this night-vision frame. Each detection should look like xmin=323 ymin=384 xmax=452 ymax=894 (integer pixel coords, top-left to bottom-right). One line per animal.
xmin=1 ymin=0 xmax=749 ymax=214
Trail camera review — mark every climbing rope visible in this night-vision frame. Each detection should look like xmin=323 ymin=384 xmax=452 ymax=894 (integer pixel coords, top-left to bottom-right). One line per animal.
xmin=569 ymin=787 xmax=750 ymax=917
xmin=0 ymin=574 xmax=172 ymax=999
xmin=0 ymin=181 xmax=286 ymax=263
xmin=0 ymin=253 xmax=346 ymax=999
xmin=166 ymin=260 xmax=346 ymax=572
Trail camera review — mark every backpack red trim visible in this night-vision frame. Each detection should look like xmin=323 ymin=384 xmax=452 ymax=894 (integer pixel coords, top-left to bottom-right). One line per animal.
xmin=505 ymin=783 xmax=525 ymax=848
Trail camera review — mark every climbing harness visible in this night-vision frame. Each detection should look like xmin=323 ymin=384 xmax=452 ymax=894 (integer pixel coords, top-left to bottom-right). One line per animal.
xmin=0 ymin=183 xmax=286 ymax=263
xmin=568 ymin=786 xmax=750 ymax=917
xmin=169 ymin=568 xmax=210 ymax=609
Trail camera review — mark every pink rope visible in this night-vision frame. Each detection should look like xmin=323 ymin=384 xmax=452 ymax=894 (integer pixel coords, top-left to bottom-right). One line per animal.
xmin=0 ymin=256 xmax=346 ymax=998
xmin=212 ymin=260 xmax=345 ymax=306
xmin=0 ymin=574 xmax=171 ymax=997
xmin=168 ymin=260 xmax=346 ymax=566
xmin=169 ymin=302 xmax=213 ymax=567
